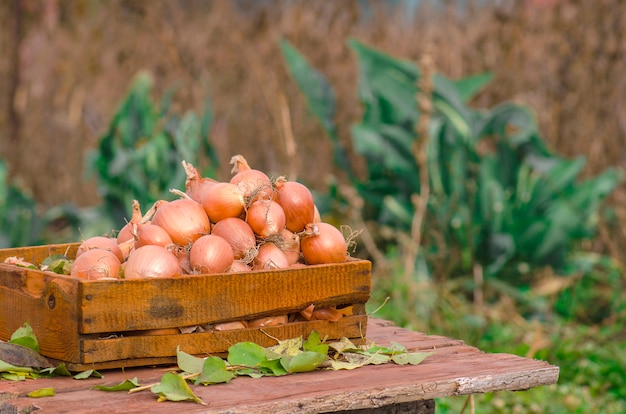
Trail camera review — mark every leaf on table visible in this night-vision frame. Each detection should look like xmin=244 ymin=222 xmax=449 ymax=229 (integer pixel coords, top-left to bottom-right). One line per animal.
xmin=281 ymin=351 xmax=328 ymax=373
xmin=176 ymin=346 xmax=205 ymax=375
xmin=151 ymin=372 xmax=206 ymax=405
xmin=327 ymin=337 xmax=360 ymax=354
xmin=267 ymin=336 xmax=303 ymax=357
xmin=344 ymin=352 xmax=391 ymax=366
xmin=303 ymin=331 xmax=329 ymax=355
xmin=326 ymin=359 xmax=364 ymax=370
xmin=391 ymin=351 xmax=434 ymax=366
xmin=227 ymin=342 xmax=268 ymax=367
xmin=73 ymin=369 xmax=103 ymax=380
xmin=0 ymin=342 xmax=51 ymax=369
xmin=9 ymin=322 xmax=40 ymax=353
xmin=259 ymin=358 xmax=288 ymax=376
xmin=40 ymin=363 xmax=71 ymax=377
xmin=93 ymin=377 xmax=140 ymax=392
xmin=27 ymin=387 xmax=55 ymax=398
xmin=194 ymin=356 xmax=235 ymax=385
xmin=2 ymin=371 xmax=33 ymax=380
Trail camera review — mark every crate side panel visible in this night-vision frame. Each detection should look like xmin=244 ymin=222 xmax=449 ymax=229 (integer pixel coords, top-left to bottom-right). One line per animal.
xmin=0 ymin=265 xmax=82 ymax=363
xmin=0 ymin=243 xmax=80 ymax=264
xmin=79 ymin=260 xmax=371 ymax=334
xmin=79 ymin=315 xmax=368 ymax=365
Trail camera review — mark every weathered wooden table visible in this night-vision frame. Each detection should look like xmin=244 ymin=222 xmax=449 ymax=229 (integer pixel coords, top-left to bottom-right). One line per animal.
xmin=0 ymin=318 xmax=559 ymax=413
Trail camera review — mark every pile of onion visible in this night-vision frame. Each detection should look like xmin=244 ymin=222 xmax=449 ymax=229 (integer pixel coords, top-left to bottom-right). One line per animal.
xmin=66 ymin=154 xmax=354 ymax=281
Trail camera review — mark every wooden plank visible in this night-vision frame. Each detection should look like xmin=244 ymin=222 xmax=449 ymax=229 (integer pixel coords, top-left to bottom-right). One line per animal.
xmin=78 ymin=260 xmax=371 ymax=333
xmin=65 ymin=315 xmax=368 ymax=370
xmin=0 ymin=318 xmax=559 ymax=414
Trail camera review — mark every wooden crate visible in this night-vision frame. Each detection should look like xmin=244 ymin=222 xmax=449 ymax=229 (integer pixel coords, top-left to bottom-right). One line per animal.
xmin=0 ymin=243 xmax=371 ymax=371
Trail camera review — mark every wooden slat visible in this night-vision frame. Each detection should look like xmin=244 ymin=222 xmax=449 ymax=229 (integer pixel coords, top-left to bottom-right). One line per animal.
xmin=66 ymin=315 xmax=368 ymax=370
xmin=78 ymin=260 xmax=371 ymax=333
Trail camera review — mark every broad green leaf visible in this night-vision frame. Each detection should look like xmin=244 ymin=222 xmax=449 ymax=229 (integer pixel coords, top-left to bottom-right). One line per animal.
xmin=259 ymin=358 xmax=288 ymax=376
xmin=151 ymin=372 xmax=205 ymax=405
xmin=303 ymin=331 xmax=329 ymax=355
xmin=227 ymin=342 xmax=268 ymax=367
xmin=2 ymin=372 xmax=31 ymax=381
xmin=27 ymin=387 xmax=55 ymax=398
xmin=73 ymin=369 xmax=103 ymax=380
xmin=391 ymin=352 xmax=433 ymax=365
xmin=281 ymin=351 xmax=328 ymax=373
xmin=454 ymin=72 xmax=493 ymax=102
xmin=176 ymin=347 xmax=205 ymax=374
xmin=10 ymin=322 xmax=39 ymax=352
xmin=92 ymin=377 xmax=140 ymax=392
xmin=195 ymin=356 xmax=235 ymax=385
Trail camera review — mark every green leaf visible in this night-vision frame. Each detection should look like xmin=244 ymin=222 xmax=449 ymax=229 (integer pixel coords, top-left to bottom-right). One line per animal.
xmin=303 ymin=331 xmax=329 ymax=355
xmin=27 ymin=387 xmax=55 ymax=398
xmin=151 ymin=372 xmax=206 ymax=405
xmin=176 ymin=347 xmax=205 ymax=375
xmin=454 ymin=72 xmax=493 ymax=102
xmin=92 ymin=377 xmax=140 ymax=392
xmin=195 ymin=356 xmax=235 ymax=385
xmin=227 ymin=342 xmax=268 ymax=367
xmin=39 ymin=363 xmax=72 ymax=377
xmin=259 ymin=358 xmax=288 ymax=376
xmin=9 ymin=322 xmax=39 ymax=352
xmin=281 ymin=351 xmax=328 ymax=373
xmin=0 ymin=360 xmax=34 ymax=374
xmin=391 ymin=351 xmax=433 ymax=365
xmin=73 ymin=369 xmax=103 ymax=380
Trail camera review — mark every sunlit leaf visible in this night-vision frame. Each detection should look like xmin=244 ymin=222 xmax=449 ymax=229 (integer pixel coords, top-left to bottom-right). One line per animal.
xmin=327 ymin=337 xmax=360 ymax=353
xmin=9 ymin=322 xmax=39 ymax=352
xmin=195 ymin=356 xmax=235 ymax=385
xmin=151 ymin=372 xmax=205 ymax=405
xmin=92 ymin=377 xmax=140 ymax=392
xmin=176 ymin=347 xmax=205 ymax=374
xmin=303 ymin=331 xmax=329 ymax=355
xmin=268 ymin=337 xmax=303 ymax=357
xmin=27 ymin=387 xmax=55 ymax=398
xmin=227 ymin=342 xmax=268 ymax=367
xmin=344 ymin=352 xmax=390 ymax=366
xmin=281 ymin=351 xmax=328 ymax=373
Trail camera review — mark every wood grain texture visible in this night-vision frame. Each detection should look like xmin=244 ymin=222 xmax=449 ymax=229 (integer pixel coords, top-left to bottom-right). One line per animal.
xmin=0 ymin=318 xmax=559 ymax=414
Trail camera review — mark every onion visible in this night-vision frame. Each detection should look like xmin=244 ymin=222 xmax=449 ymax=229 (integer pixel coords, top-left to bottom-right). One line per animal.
xmin=211 ymin=217 xmax=257 ymax=260
xmin=71 ymin=249 xmax=121 ymax=280
xmin=229 ymin=260 xmax=252 ymax=273
xmin=267 ymin=228 xmax=301 ymax=265
xmin=189 ymin=234 xmax=235 ymax=274
xmin=211 ymin=321 xmax=248 ymax=331
xmin=230 ymin=154 xmax=272 ymax=203
xmin=253 ymin=242 xmax=289 ymax=270
xmin=151 ymin=198 xmax=211 ymax=246
xmin=135 ymin=223 xmax=174 ymax=248
xmin=246 ymin=199 xmax=286 ymax=238
xmin=202 ymin=182 xmax=246 ymax=223
xmin=124 ymin=245 xmax=182 ymax=279
xmin=117 ymin=200 xmax=142 ymax=244
xmin=76 ymin=236 xmax=124 ymax=262
xmin=182 ymin=160 xmax=217 ymax=204
xmin=300 ymin=222 xmax=347 ymax=265
xmin=273 ymin=176 xmax=315 ymax=233
xmin=248 ymin=315 xmax=288 ymax=328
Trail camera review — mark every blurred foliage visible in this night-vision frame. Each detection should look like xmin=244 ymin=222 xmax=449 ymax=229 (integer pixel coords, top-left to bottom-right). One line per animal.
xmin=86 ymin=71 xmax=217 ymax=229
xmin=0 ymin=160 xmax=41 ymax=248
xmin=281 ymin=37 xmax=623 ymax=286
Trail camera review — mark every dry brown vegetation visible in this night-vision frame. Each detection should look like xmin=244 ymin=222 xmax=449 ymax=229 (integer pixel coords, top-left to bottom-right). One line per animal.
xmin=1 ymin=0 xmax=625 ymax=263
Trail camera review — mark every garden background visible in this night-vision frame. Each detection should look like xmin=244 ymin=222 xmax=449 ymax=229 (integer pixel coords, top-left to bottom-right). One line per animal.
xmin=1 ymin=1 xmax=625 ymax=412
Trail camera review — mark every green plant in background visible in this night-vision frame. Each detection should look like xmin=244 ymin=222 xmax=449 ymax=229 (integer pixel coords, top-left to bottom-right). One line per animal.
xmin=87 ymin=71 xmax=218 ymax=230
xmin=0 ymin=160 xmax=41 ymax=248
xmin=281 ymin=37 xmax=622 ymax=294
